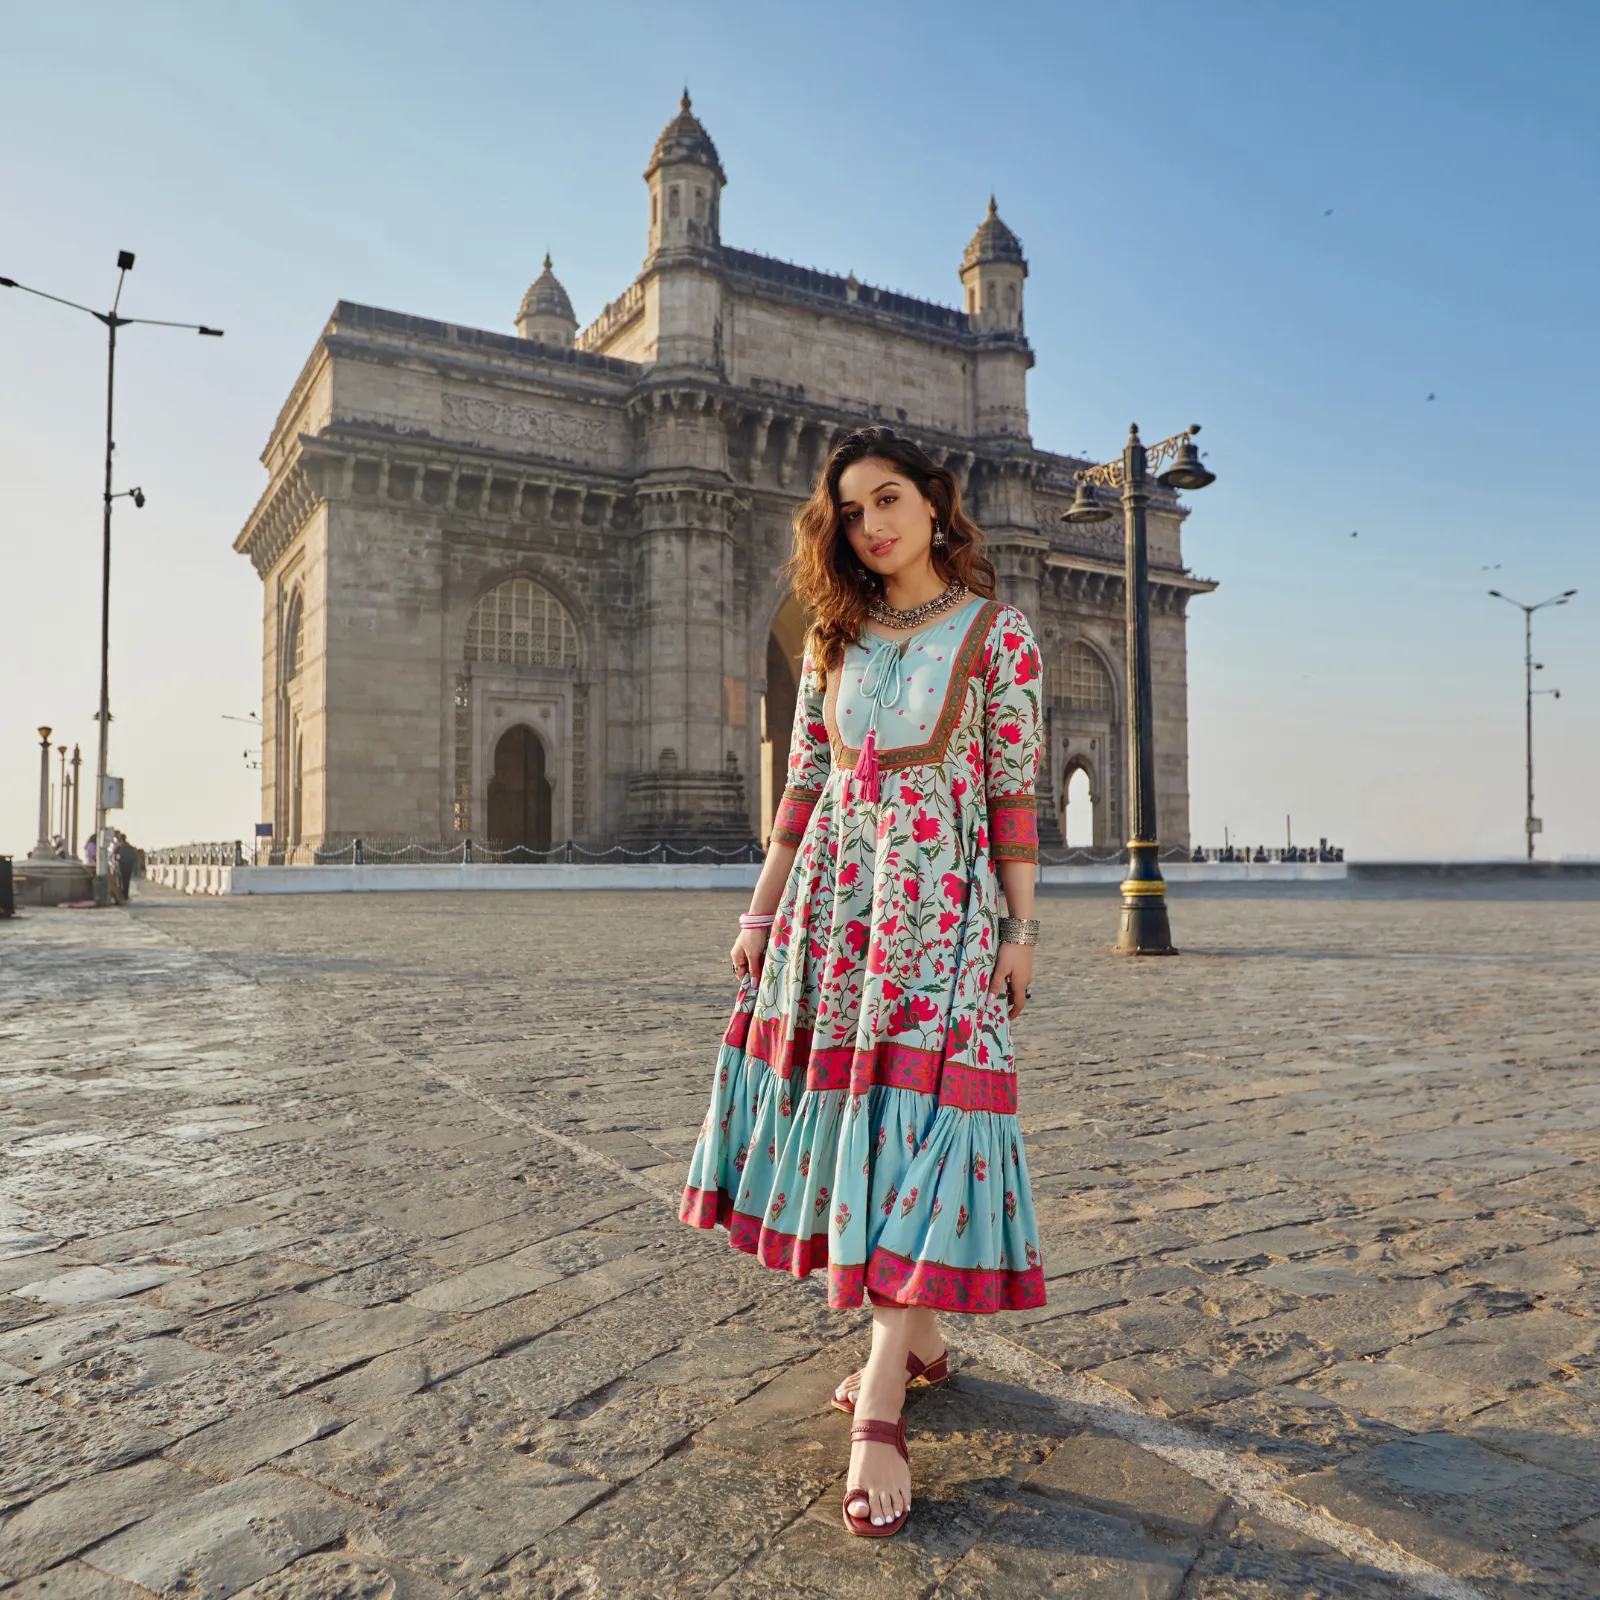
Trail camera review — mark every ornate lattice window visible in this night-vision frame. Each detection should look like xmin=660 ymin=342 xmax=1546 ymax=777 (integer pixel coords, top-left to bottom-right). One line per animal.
xmin=464 ymin=579 xmax=579 ymax=668
xmin=1048 ymin=642 xmax=1116 ymax=716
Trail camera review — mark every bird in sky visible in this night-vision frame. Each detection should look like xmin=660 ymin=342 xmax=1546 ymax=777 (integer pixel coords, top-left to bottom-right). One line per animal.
xmin=1427 ymin=392 xmax=1436 ymax=401
xmin=1324 ymin=208 xmax=1333 ymax=216
xmin=1351 ymin=531 xmax=1359 ymax=538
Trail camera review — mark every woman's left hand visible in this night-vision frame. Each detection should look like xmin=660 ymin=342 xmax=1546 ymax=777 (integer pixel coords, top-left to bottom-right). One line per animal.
xmin=988 ymin=942 xmax=1034 ymax=1020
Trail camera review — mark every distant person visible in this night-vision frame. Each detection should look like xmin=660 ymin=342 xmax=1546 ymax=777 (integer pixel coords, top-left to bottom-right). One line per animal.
xmin=681 ymin=428 xmax=1044 ymax=1539
xmin=114 ymin=833 xmax=136 ymax=899
xmin=84 ymin=835 xmax=97 ymax=871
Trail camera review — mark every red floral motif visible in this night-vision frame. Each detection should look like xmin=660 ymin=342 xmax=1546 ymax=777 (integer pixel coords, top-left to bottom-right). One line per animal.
xmin=911 ymin=813 xmax=939 ymax=843
xmin=815 ymin=1185 xmax=831 ymax=1216
xmin=733 ymin=1144 xmax=748 ymax=1174
xmin=941 ymin=872 xmax=966 ymax=904
xmin=931 ymin=1196 xmax=943 ymax=1220
xmin=839 ymin=862 xmax=860 ymax=888
xmin=768 ymin=1191 xmax=787 ymax=1220
xmin=996 ymin=721 xmax=1022 ymax=746
xmin=880 ymin=1184 xmax=899 ymax=1216
xmin=973 ymin=1155 xmax=988 ymax=1182
xmin=899 ymin=1185 xmax=920 ymax=1218
xmin=835 ymin=1202 xmax=851 ymax=1232
xmin=1005 ymin=1189 xmax=1018 ymax=1220
xmin=798 ymin=1149 xmax=811 ymax=1178
xmin=956 ymin=1203 xmax=970 ymax=1238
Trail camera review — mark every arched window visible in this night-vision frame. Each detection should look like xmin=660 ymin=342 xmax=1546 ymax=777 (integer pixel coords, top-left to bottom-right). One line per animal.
xmin=1048 ymin=642 xmax=1115 ymax=715
xmin=283 ymin=591 xmax=304 ymax=681
xmin=464 ymin=578 xmax=579 ymax=668
xmin=1005 ymin=283 xmax=1017 ymax=311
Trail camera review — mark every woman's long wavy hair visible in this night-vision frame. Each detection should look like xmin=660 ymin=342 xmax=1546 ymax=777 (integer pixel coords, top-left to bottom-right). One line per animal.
xmin=783 ymin=426 xmax=997 ymax=684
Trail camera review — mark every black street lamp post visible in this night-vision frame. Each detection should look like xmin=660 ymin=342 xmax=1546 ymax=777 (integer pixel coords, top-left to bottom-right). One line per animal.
xmin=1488 ymin=588 xmax=1576 ymax=860
xmin=1 ymin=254 xmax=222 ymax=898
xmin=1062 ymin=425 xmax=1215 ymax=954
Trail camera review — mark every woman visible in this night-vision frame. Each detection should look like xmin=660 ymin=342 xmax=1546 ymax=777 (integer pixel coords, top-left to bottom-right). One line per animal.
xmin=680 ymin=427 xmax=1045 ymax=1538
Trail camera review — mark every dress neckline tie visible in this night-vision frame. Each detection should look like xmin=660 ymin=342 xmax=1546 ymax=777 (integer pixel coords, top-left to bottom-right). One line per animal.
xmin=849 ymin=633 xmax=906 ymax=806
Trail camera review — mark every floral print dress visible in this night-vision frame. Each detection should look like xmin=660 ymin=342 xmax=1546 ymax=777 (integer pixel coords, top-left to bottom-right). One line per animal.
xmin=680 ymin=597 xmax=1046 ymax=1313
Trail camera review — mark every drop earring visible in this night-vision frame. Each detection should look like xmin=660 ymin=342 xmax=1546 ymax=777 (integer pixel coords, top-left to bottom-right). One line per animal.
xmin=931 ymin=521 xmax=947 ymax=549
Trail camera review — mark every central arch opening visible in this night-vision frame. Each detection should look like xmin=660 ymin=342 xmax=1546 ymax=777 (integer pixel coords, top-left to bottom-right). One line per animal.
xmin=488 ymin=724 xmax=552 ymax=853
xmin=761 ymin=594 xmax=809 ymax=843
xmin=1064 ymin=762 xmax=1094 ymax=848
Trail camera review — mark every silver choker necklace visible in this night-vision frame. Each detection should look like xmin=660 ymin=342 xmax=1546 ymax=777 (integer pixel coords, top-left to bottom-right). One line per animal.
xmin=866 ymin=581 xmax=969 ymax=630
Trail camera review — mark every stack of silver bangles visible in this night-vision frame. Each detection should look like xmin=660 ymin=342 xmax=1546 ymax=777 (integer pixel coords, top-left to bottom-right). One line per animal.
xmin=998 ymin=916 xmax=1040 ymax=946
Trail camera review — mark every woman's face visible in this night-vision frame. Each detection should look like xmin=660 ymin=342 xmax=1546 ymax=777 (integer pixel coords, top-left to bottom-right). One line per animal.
xmin=837 ymin=457 xmax=939 ymax=581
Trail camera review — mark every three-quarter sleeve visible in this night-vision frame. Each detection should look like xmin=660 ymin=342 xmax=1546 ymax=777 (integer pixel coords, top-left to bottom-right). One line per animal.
xmin=770 ymin=651 xmax=832 ymax=847
xmin=983 ymin=609 xmax=1044 ymax=863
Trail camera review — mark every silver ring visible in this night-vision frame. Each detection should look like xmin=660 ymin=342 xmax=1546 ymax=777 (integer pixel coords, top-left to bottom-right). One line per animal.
xmin=1025 ymin=987 xmax=1032 ymax=999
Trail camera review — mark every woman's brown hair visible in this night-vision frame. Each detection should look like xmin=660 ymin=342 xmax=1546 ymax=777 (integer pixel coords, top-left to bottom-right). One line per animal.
xmin=782 ymin=426 xmax=997 ymax=683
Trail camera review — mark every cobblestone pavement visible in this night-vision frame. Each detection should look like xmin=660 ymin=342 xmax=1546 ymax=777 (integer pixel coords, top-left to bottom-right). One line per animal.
xmin=2 ymin=885 xmax=1597 ymax=1600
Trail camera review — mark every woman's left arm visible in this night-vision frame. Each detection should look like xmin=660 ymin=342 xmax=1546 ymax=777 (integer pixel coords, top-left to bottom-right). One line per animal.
xmin=982 ymin=609 xmax=1045 ymax=1021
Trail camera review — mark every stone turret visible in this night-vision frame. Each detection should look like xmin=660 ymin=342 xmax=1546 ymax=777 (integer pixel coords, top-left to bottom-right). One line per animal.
xmin=959 ymin=197 xmax=1032 ymax=441
xmin=515 ymin=255 xmax=578 ymax=346
xmin=645 ymin=90 xmax=725 ymax=260
xmin=636 ymin=89 xmax=727 ymax=374
xmin=960 ymin=196 xmax=1027 ymax=333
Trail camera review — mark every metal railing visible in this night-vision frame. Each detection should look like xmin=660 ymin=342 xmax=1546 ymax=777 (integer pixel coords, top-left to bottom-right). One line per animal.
xmin=148 ymin=838 xmax=767 ymax=868
xmin=150 ymin=837 xmax=1344 ymax=870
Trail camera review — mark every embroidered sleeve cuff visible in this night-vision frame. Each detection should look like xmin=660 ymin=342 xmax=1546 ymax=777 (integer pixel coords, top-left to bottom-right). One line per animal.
xmin=771 ymin=788 xmax=821 ymax=848
xmin=988 ymin=794 xmax=1038 ymax=862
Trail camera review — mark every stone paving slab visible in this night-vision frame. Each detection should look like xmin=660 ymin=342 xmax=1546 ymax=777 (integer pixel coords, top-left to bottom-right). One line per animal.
xmin=0 ymin=886 xmax=1596 ymax=1596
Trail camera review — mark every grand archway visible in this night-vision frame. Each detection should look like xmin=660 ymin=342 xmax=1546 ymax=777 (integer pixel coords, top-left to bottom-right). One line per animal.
xmin=487 ymin=724 xmax=553 ymax=853
xmin=761 ymin=595 xmax=809 ymax=842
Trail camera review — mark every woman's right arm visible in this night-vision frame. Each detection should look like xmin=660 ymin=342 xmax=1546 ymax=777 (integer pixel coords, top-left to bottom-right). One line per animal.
xmin=730 ymin=651 xmax=833 ymax=985
xmin=731 ymin=841 xmax=798 ymax=982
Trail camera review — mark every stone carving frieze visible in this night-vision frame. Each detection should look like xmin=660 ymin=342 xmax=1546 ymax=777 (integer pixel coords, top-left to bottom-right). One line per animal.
xmin=442 ymin=393 xmax=610 ymax=460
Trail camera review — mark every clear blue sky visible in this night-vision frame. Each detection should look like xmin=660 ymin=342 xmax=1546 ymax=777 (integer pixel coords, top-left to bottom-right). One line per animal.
xmin=3 ymin=0 xmax=1595 ymax=859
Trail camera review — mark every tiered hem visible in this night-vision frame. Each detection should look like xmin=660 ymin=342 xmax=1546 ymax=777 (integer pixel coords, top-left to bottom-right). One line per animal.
xmin=680 ymin=1030 xmax=1045 ymax=1314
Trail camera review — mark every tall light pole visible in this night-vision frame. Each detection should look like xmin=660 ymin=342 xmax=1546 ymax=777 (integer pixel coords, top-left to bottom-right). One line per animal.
xmin=1 ymin=254 xmax=222 ymax=898
xmin=1488 ymin=588 xmax=1575 ymax=860
xmin=70 ymin=744 xmax=83 ymax=860
xmin=1063 ymin=425 xmax=1215 ymax=953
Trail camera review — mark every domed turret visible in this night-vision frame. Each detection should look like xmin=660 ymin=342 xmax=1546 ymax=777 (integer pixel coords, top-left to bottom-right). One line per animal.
xmin=647 ymin=89 xmax=725 ymax=185
xmin=963 ymin=196 xmax=1025 ymax=270
xmin=644 ymin=89 xmax=725 ymax=258
xmin=516 ymin=254 xmax=578 ymax=347
xmin=959 ymin=197 xmax=1028 ymax=335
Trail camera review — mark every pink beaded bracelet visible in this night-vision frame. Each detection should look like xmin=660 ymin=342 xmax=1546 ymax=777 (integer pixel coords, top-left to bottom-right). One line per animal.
xmin=739 ymin=913 xmax=775 ymax=928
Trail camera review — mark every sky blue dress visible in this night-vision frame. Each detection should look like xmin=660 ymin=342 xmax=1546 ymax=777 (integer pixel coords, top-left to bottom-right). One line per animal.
xmin=681 ymin=597 xmax=1046 ymax=1312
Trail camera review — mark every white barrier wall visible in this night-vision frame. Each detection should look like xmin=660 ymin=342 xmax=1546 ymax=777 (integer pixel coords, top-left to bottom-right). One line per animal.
xmin=146 ymin=858 xmax=1347 ymax=896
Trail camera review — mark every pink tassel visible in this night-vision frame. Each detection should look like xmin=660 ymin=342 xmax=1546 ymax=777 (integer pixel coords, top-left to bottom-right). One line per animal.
xmin=853 ymin=728 xmax=881 ymax=804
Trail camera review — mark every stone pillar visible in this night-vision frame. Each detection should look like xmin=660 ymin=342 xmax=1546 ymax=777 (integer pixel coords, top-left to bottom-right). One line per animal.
xmin=29 ymin=727 xmax=54 ymax=859
xmin=620 ymin=390 xmax=752 ymax=849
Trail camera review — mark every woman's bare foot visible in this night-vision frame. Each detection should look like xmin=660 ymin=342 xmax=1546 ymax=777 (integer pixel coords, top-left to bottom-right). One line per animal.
xmin=844 ymin=1364 xmax=912 ymax=1528
xmin=834 ymin=1305 xmax=944 ymax=1411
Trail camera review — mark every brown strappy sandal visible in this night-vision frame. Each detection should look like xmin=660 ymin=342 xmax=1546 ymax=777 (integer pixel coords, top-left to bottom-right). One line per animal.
xmin=842 ymin=1415 xmax=911 ymax=1538
xmin=831 ymin=1347 xmax=949 ymax=1415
